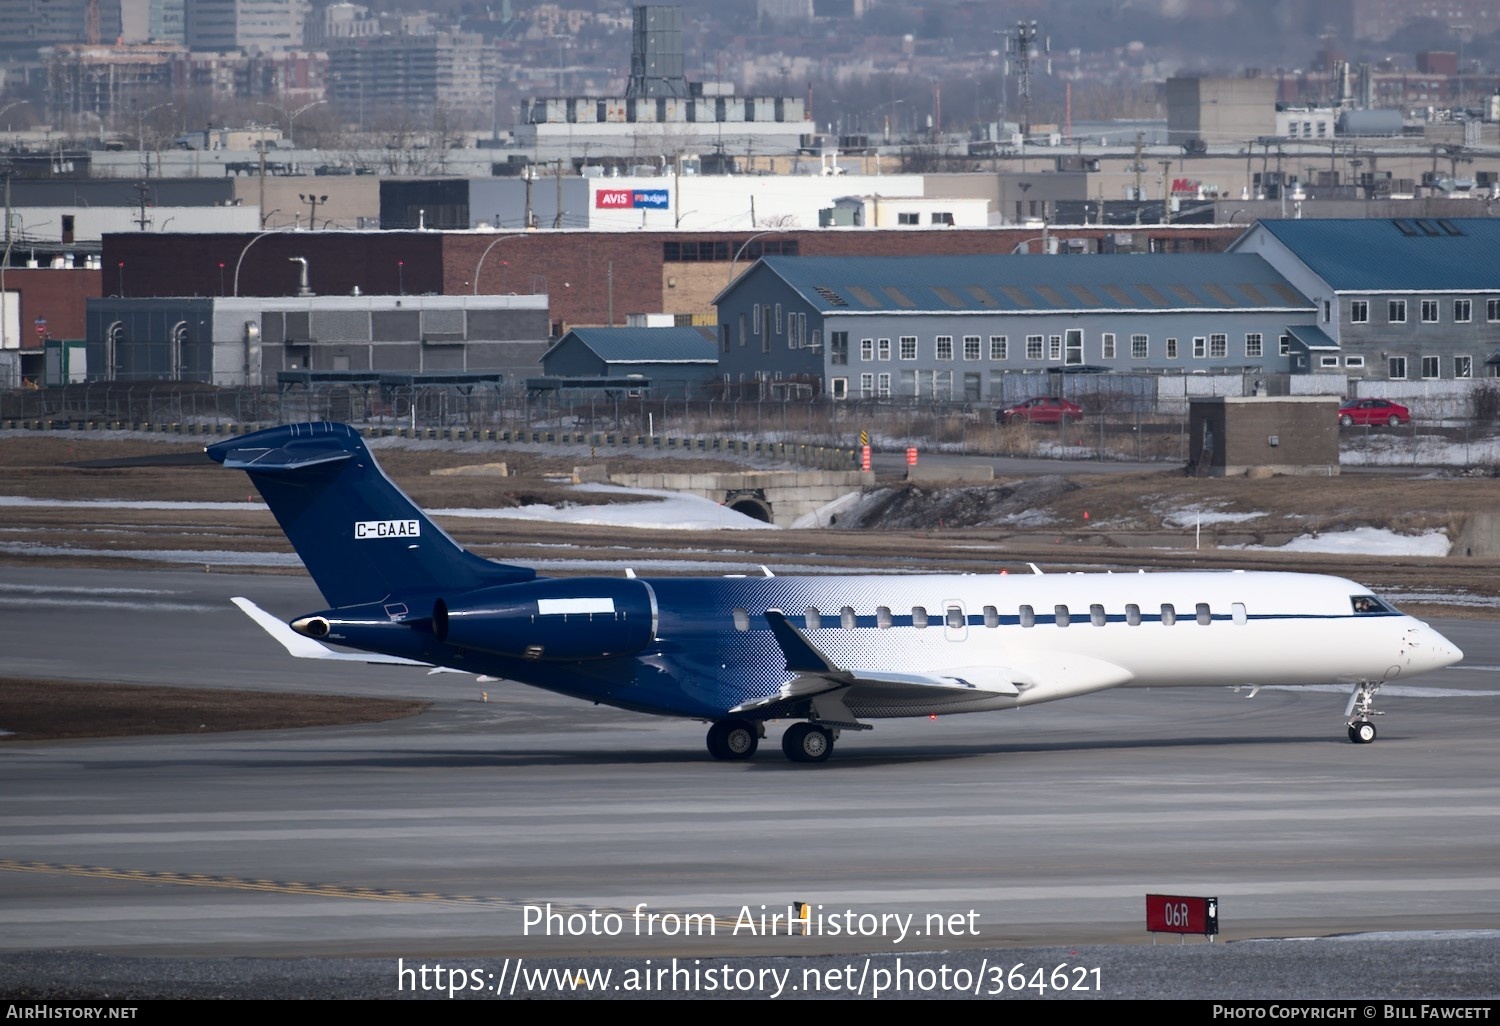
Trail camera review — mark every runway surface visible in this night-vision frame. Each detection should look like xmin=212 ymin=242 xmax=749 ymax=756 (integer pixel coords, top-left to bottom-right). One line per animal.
xmin=2 ymin=565 xmax=1498 ymax=998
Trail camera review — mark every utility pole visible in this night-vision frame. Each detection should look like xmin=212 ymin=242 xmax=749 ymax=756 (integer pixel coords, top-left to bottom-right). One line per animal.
xmin=133 ymin=181 xmax=152 ymax=230
xmin=1003 ymin=20 xmax=1049 ymax=139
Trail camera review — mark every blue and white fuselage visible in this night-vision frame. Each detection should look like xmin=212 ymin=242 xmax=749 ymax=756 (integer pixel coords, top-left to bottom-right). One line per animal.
xmin=208 ymin=422 xmax=1463 ymax=763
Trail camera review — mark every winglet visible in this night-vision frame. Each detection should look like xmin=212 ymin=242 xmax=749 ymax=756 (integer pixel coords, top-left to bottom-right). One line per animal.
xmin=762 ymin=609 xmax=838 ymax=673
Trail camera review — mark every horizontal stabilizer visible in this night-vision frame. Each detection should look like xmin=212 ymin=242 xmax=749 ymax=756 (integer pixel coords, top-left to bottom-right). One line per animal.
xmin=231 ymin=597 xmax=432 ymax=667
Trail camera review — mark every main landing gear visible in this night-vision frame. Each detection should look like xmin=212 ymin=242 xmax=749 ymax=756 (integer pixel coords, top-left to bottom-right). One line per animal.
xmin=705 ymin=719 xmax=837 ymax=762
xmin=706 ymin=718 xmax=759 ymax=760
xmin=1345 ymin=681 xmax=1383 ymax=745
xmin=781 ymin=722 xmax=835 ymax=763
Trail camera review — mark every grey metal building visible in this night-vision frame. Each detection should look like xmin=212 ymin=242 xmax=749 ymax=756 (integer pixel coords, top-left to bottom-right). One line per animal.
xmin=712 ymin=254 xmax=1316 ymax=401
xmin=1229 ymin=218 xmax=1500 ymax=382
xmin=85 ymin=294 xmax=550 ymax=386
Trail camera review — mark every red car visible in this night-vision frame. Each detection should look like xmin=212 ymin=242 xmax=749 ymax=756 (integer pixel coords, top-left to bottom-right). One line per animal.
xmin=998 ymin=396 xmax=1084 ymax=425
xmin=1338 ymin=398 xmax=1411 ymax=427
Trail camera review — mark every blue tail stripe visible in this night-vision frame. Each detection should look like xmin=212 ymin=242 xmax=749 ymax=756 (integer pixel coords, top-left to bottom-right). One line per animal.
xmin=207 ymin=423 xmax=534 ymax=609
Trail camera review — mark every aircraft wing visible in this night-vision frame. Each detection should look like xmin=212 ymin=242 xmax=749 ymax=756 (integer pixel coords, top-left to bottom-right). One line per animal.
xmin=732 ymin=610 xmax=1022 ymax=718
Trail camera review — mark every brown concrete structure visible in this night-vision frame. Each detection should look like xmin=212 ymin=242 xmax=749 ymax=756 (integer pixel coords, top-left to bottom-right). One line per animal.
xmin=1188 ymin=396 xmax=1339 ymax=477
xmin=104 ymin=225 xmax=1243 ymax=334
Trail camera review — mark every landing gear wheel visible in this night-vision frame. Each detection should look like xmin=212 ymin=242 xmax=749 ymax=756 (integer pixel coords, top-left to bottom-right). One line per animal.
xmin=1348 ymin=720 xmax=1377 ymax=744
xmin=707 ymin=719 xmax=758 ymax=761
xmin=782 ymin=722 xmax=834 ymax=763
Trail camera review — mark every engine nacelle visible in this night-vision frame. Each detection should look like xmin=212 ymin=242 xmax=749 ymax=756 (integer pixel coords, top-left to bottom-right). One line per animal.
xmin=433 ymin=578 xmax=658 ymax=661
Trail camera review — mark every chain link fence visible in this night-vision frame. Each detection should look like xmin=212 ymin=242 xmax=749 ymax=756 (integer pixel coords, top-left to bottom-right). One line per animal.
xmin=4 ymin=382 xmax=1500 ymax=470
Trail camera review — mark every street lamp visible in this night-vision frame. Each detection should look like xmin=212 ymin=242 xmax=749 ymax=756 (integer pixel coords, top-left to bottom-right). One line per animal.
xmin=299 ymin=193 xmax=328 ymax=230
xmin=256 ymin=99 xmax=327 ymax=150
xmin=725 ymin=230 xmax=777 ymax=286
xmin=471 ymin=233 xmax=529 ymax=295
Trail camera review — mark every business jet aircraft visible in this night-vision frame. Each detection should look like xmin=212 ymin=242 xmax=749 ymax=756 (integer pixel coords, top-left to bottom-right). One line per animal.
xmin=208 ymin=422 xmax=1464 ymax=763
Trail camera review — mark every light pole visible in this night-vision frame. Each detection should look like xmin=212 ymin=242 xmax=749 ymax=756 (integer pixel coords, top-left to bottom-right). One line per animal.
xmin=471 ymin=233 xmax=529 ymax=295
xmin=725 ymin=230 xmax=776 ymax=287
xmin=136 ymin=102 xmax=174 ymax=178
xmin=299 ymin=193 xmax=328 ymax=230
xmin=256 ymin=99 xmax=327 ymax=150
xmin=232 ymin=227 xmax=293 ymax=297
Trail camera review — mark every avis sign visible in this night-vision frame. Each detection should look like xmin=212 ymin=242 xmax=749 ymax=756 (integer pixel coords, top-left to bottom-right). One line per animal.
xmin=595 ymin=189 xmax=670 ymax=210
xmin=1145 ymin=893 xmax=1218 ymax=939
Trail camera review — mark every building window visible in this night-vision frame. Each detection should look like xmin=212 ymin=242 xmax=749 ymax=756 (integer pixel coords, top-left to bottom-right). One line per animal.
xmin=963 ymin=335 xmax=981 ymax=360
xmin=1323 ymin=300 xmax=1331 ymax=323
xmin=1488 ymin=299 xmax=1500 ymax=322
xmin=775 ymin=303 xmax=783 ymax=333
xmin=830 ymin=331 xmax=849 ymax=365
xmin=899 ymin=336 xmax=917 ymax=360
xmin=1048 ymin=335 xmax=1062 ymax=360
xmin=897 ymin=212 xmax=919 ymax=225
xmin=1421 ymin=299 xmax=1439 ymax=323
xmin=963 ymin=372 xmax=981 ymax=400
xmin=1245 ymin=333 xmax=1263 ymax=358
xmin=1351 ymin=300 xmax=1368 ymax=323
xmin=1454 ymin=299 xmax=1472 ymax=323
xmin=738 ymin=313 xmax=746 ymax=347
xmin=1165 ymin=337 xmax=1179 ymax=359
xmin=1192 ymin=336 xmax=1207 ymax=358
xmin=931 ymin=211 xmax=954 ymax=225
xmin=753 ymin=304 xmax=761 ymax=335
xmin=1209 ymin=334 xmax=1228 ymax=358
xmin=830 ymin=377 xmax=848 ymax=399
xmin=990 ymin=336 xmax=1007 ymax=360
xmin=1320 ymin=355 xmax=1340 ymax=368
xmin=877 ymin=372 xmax=891 ymax=397
xmin=1389 ymin=356 xmax=1407 ymax=379
xmin=877 ymin=337 xmax=891 ymax=361
xmin=859 ymin=373 xmax=873 ymax=398
xmin=935 ymin=336 xmax=954 ymax=360
xmin=1101 ymin=333 xmax=1116 ymax=359
xmin=1345 ymin=355 xmax=1365 ymax=368
xmin=1422 ymin=356 xmax=1440 ymax=379
xmin=1131 ymin=334 xmax=1149 ymax=359
xmin=1278 ymin=334 xmax=1290 ymax=356
xmin=1389 ymin=299 xmax=1406 ymax=323
xmin=1455 ymin=356 xmax=1473 ymax=379
xmin=860 ymin=337 xmax=873 ymax=361
xmin=1026 ymin=335 xmax=1044 ymax=360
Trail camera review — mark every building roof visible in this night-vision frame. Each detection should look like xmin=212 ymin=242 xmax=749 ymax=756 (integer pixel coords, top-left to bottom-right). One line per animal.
xmin=736 ymin=254 xmax=1312 ymax=315
xmin=1285 ymin=324 xmax=1340 ymax=351
xmin=545 ymin=326 xmax=718 ymax=364
xmin=1246 ymin=218 xmax=1500 ymax=292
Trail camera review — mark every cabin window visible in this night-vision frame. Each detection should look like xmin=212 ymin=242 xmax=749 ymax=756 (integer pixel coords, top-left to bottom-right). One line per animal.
xmin=733 ymin=608 xmax=749 ymax=631
xmin=804 ymin=606 xmax=821 ymax=630
xmin=1196 ymin=602 xmax=1212 ymax=625
xmin=841 ymin=606 xmax=856 ymax=629
xmin=983 ymin=605 xmax=999 ymax=628
xmin=1126 ymin=603 xmax=1141 ymax=626
xmin=1161 ymin=603 xmax=1176 ymax=626
xmin=912 ymin=606 xmax=929 ymax=628
xmin=876 ymin=606 xmax=893 ymax=628
xmin=1090 ymin=603 xmax=1106 ymax=626
xmin=1351 ymin=595 xmax=1391 ymax=614
xmin=946 ymin=606 xmax=965 ymax=629
xmin=1232 ymin=602 xmax=1247 ymax=625
xmin=1019 ymin=604 xmax=1035 ymax=628
xmin=1054 ymin=604 xmax=1071 ymax=627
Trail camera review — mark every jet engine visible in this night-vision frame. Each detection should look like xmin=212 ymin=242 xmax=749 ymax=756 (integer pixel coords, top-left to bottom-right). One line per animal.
xmin=432 ymin=577 xmax=658 ymax=661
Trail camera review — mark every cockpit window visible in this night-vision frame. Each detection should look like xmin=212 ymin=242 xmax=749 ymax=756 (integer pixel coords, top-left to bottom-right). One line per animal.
xmin=1351 ymin=595 xmax=1393 ymax=614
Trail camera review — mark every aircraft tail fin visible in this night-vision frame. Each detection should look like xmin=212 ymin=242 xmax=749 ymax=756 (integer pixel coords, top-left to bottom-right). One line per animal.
xmin=207 ymin=422 xmax=534 ymax=609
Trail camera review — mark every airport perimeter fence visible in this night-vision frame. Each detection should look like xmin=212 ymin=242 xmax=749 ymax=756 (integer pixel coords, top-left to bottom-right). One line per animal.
xmin=4 ymin=383 xmax=1500 ymax=472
